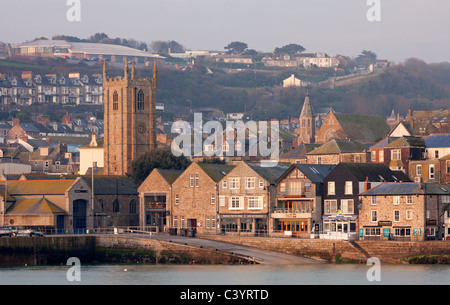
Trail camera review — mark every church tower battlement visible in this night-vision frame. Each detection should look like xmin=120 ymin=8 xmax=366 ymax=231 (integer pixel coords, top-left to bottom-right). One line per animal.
xmin=103 ymin=61 xmax=158 ymax=176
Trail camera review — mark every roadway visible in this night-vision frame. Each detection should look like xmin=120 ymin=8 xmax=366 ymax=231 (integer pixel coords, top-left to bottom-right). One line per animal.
xmin=154 ymin=234 xmax=326 ymax=265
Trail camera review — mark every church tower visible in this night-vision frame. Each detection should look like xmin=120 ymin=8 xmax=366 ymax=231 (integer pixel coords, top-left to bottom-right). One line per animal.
xmin=103 ymin=61 xmax=158 ymax=176
xmin=298 ymin=91 xmax=316 ymax=144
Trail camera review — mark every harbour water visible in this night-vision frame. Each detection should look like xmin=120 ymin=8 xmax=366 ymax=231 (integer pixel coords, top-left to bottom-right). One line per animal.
xmin=1 ymin=263 xmax=449 ymax=285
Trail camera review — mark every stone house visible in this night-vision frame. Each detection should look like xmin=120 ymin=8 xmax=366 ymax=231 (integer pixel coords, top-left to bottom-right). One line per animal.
xmin=30 ymin=143 xmax=79 ymax=174
xmin=217 ymin=162 xmax=289 ymax=236
xmin=321 ymin=163 xmax=411 ymax=240
xmin=273 ymin=164 xmax=335 ymax=238
xmin=370 ymin=136 xmax=426 ymax=174
xmin=137 ymin=168 xmax=183 ymax=232
xmin=359 ymin=183 xmax=450 ymax=241
xmin=170 ymin=162 xmax=235 ymax=235
xmin=306 ymin=139 xmax=370 ymax=165
xmin=278 ymin=143 xmax=321 ymax=164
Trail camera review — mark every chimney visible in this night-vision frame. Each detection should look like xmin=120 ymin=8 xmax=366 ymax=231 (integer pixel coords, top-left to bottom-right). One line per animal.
xmin=12 ymin=118 xmax=20 ymax=126
xmin=364 ymin=176 xmax=371 ymax=192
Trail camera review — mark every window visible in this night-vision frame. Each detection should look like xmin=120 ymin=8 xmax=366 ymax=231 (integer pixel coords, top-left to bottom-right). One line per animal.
xmin=129 ymin=199 xmax=137 ymax=214
xmin=195 ymin=174 xmax=199 ymax=187
xmin=429 ymin=165 xmax=435 ymax=180
xmin=371 ymin=196 xmax=377 ymax=205
xmin=211 ymin=217 xmax=216 ymax=230
xmin=365 ymin=227 xmax=381 ymax=236
xmin=206 ymin=216 xmax=211 ymax=229
xmin=248 ymin=196 xmax=263 ymax=209
xmin=395 ymin=228 xmax=411 ymax=237
xmin=113 ymin=199 xmax=120 ymax=213
xmin=324 ymin=200 xmax=337 ymax=214
xmin=222 ymin=180 xmax=227 ymax=188
xmin=189 ymin=174 xmax=194 ymax=187
xmin=175 ymin=194 xmax=179 ymax=205
xmin=341 ymin=199 xmax=354 ymax=214
xmin=113 ymin=90 xmax=119 ymax=110
xmin=229 ymin=178 xmax=240 ymax=189
xmin=446 ymin=161 xmax=450 ymax=174
xmin=406 ymin=210 xmax=413 ymax=220
xmin=328 ymin=181 xmax=335 ymax=195
xmin=229 ymin=197 xmax=243 ymax=210
xmin=391 ymin=149 xmax=401 ymax=161
xmin=137 ymin=89 xmax=145 ymax=110
xmin=259 ymin=180 xmax=264 ymax=189
xmin=210 ymin=193 xmax=215 ymax=205
xmin=416 ymin=165 xmax=422 ymax=176
xmin=371 ymin=210 xmax=377 ymax=222
xmin=317 ymin=156 xmax=322 ymax=164
xmin=279 ymin=182 xmax=286 ymax=193
xmin=394 ymin=210 xmax=400 ymax=222
xmin=393 ymin=196 xmax=400 ymax=205
xmin=435 ymin=150 xmax=439 ymax=159
xmin=371 ymin=151 xmax=376 ymax=162
xmin=289 ymin=182 xmax=302 ymax=195
xmin=245 ymin=177 xmax=255 ymax=189
xmin=406 ymin=196 xmax=413 ymax=205
xmin=345 ymin=181 xmax=353 ymax=195
xmin=379 ymin=150 xmax=384 ymax=162
xmin=173 ymin=216 xmax=178 ymax=228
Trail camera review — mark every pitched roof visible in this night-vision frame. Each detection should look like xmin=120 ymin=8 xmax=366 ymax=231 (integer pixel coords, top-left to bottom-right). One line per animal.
xmin=338 ymin=163 xmax=411 ymax=182
xmin=361 ymin=182 xmax=450 ymax=196
xmin=2 ymin=180 xmax=76 ymax=195
xmin=247 ymin=162 xmax=290 ymax=184
xmin=307 ymin=139 xmax=369 ymax=155
xmin=279 ymin=143 xmax=320 ymax=160
xmin=81 ymin=176 xmax=138 ymax=195
xmin=300 ymin=94 xmax=314 ymax=117
xmin=156 ymin=168 xmax=184 ymax=185
xmin=334 ymin=113 xmax=389 ymax=143
xmin=284 ymin=164 xmax=335 ymax=183
xmin=197 ymin=163 xmax=235 ymax=182
xmin=385 ymin=136 xmax=425 ymax=148
xmin=6 ymin=197 xmax=66 ymax=215
xmin=425 ymin=133 xmax=450 ymax=148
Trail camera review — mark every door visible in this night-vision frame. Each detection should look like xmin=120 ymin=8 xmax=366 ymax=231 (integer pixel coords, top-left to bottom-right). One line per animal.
xmin=56 ymin=215 xmax=65 ymax=234
xmin=188 ymin=219 xmax=197 ymax=230
xmin=73 ymin=199 xmax=87 ymax=234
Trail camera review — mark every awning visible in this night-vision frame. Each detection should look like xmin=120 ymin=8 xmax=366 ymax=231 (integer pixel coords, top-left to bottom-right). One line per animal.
xmin=323 ymin=215 xmax=357 ymax=220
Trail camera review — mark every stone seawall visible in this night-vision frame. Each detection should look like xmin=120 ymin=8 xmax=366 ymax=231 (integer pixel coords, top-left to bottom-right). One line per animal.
xmin=201 ymin=236 xmax=450 ymax=263
xmin=0 ymin=235 xmax=253 ymax=267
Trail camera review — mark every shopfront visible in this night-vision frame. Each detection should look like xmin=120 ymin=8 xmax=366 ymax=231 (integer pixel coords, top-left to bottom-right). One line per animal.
xmin=322 ymin=215 xmax=358 ymax=240
xmin=220 ymin=214 xmax=268 ymax=236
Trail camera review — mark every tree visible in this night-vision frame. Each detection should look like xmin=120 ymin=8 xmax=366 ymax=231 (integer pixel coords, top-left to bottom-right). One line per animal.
xmin=224 ymin=41 xmax=248 ymax=55
xmin=356 ymin=50 xmax=377 ymax=67
xmin=130 ymin=149 xmax=191 ymax=185
xmin=150 ymin=40 xmax=185 ymax=54
xmin=274 ymin=44 xmax=305 ymax=56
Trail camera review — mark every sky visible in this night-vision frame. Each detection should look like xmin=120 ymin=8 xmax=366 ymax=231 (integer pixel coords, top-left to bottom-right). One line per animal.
xmin=2 ymin=0 xmax=450 ymax=63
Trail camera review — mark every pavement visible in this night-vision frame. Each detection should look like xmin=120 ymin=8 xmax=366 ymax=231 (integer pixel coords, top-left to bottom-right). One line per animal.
xmin=154 ymin=234 xmax=326 ymax=265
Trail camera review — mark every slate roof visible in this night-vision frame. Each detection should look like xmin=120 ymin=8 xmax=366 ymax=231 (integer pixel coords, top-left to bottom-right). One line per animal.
xmin=361 ymin=182 xmax=450 ymax=195
xmin=307 ymin=139 xmax=369 ymax=155
xmin=81 ymin=176 xmax=138 ymax=195
xmin=156 ymin=168 xmax=184 ymax=185
xmin=279 ymin=143 xmax=321 ymax=160
xmin=425 ymin=133 xmax=450 ymax=148
xmin=277 ymin=164 xmax=335 ymax=184
xmin=338 ymin=163 xmax=411 ymax=182
xmin=386 ymin=136 xmax=425 ymax=148
xmin=334 ymin=113 xmax=389 ymax=143
xmin=197 ymin=163 xmax=235 ymax=182
xmin=300 ymin=94 xmax=315 ymax=117
xmin=247 ymin=162 xmax=290 ymax=184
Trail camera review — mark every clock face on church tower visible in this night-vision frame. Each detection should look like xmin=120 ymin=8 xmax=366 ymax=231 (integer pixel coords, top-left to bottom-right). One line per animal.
xmin=138 ymin=123 xmax=146 ymax=134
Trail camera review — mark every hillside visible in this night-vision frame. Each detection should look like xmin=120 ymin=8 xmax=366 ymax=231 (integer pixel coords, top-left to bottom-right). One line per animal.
xmin=1 ymin=57 xmax=449 ymax=121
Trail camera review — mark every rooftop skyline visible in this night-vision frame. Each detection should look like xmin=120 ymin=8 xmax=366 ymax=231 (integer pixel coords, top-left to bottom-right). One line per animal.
xmin=2 ymin=0 xmax=450 ymax=64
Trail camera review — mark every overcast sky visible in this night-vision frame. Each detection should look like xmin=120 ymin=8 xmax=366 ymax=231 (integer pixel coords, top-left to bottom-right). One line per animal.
xmin=2 ymin=0 xmax=450 ymax=63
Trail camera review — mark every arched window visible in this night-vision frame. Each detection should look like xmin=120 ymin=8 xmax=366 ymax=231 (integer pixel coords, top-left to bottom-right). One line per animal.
xmin=113 ymin=199 xmax=120 ymax=213
xmin=129 ymin=199 xmax=137 ymax=214
xmin=113 ymin=90 xmax=119 ymax=110
xmin=98 ymin=198 xmax=104 ymax=212
xmin=137 ymin=89 xmax=144 ymax=110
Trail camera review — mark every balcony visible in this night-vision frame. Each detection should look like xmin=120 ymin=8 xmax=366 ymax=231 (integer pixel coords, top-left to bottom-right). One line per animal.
xmin=272 ymin=207 xmax=314 ymax=219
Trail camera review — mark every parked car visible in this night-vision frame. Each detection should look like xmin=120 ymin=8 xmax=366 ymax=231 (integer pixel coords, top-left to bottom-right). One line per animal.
xmin=0 ymin=228 xmax=12 ymax=237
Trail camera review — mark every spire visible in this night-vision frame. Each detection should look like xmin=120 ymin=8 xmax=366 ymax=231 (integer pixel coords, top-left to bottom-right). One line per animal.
xmin=153 ymin=60 xmax=158 ymax=89
xmin=300 ymin=93 xmax=315 ymax=118
xmin=131 ymin=61 xmax=136 ymax=80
